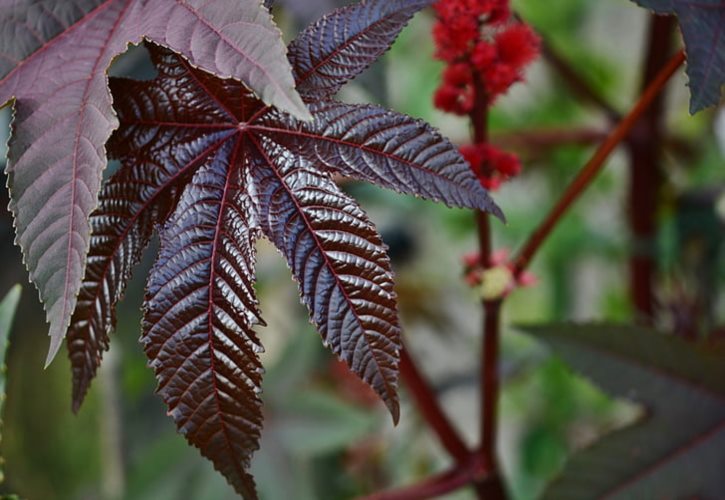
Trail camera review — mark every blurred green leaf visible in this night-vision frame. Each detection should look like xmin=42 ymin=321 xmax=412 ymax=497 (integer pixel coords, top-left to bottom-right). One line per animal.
xmin=274 ymin=390 xmax=377 ymax=456
xmin=263 ymin=330 xmax=323 ymax=400
xmin=0 ymin=285 xmax=20 ymax=485
xmin=126 ymin=433 xmax=195 ymax=500
xmin=520 ymin=323 xmax=725 ymax=499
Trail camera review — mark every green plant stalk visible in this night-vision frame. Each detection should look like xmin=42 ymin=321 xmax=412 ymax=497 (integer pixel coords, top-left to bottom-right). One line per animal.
xmin=0 ymin=285 xmax=21 ymax=487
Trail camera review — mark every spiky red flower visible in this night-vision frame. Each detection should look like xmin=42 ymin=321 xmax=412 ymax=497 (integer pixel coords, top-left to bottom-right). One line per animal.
xmin=434 ymin=63 xmax=476 ymax=114
xmin=432 ymin=0 xmax=539 ymax=104
xmin=495 ymin=23 xmax=541 ymax=69
xmin=433 ymin=0 xmax=539 ymax=190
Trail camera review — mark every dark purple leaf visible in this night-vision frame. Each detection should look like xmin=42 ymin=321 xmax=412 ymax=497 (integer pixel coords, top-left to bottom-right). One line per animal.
xmin=289 ymin=0 xmax=433 ymax=100
xmin=522 ymin=324 xmax=725 ymax=499
xmin=255 ymin=100 xmax=503 ymax=216
xmin=67 ymin=75 xmax=237 ymax=409
xmin=631 ymin=0 xmax=725 ymax=113
xmin=143 ymin=139 xmax=264 ymax=499
xmin=250 ymin=139 xmax=401 ymax=420
xmin=79 ymin=0 xmax=501 ymax=490
xmin=0 ymin=0 xmax=307 ymax=365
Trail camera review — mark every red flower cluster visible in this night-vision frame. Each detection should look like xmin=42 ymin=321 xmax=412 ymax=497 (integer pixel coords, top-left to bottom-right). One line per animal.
xmin=432 ymin=0 xmax=539 ymax=190
xmin=433 ymin=0 xmax=539 ymax=110
xmin=459 ymin=143 xmax=520 ymax=191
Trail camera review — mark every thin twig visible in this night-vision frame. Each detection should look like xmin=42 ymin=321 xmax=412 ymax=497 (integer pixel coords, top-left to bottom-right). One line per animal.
xmin=492 ymin=126 xmax=610 ymax=153
xmin=488 ymin=127 xmax=693 ymax=161
xmin=528 ymin=23 xmax=622 ymax=121
xmin=360 ymin=465 xmax=473 ymax=500
xmin=512 ymin=50 xmax=685 ymax=277
xmin=539 ymin=41 xmax=621 ymax=121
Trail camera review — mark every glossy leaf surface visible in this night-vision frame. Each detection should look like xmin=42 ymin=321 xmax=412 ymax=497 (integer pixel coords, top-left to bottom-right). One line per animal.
xmin=631 ymin=0 xmax=725 ymax=113
xmin=522 ymin=323 xmax=725 ymax=499
xmin=251 ymin=142 xmax=401 ymax=420
xmin=256 ymin=101 xmax=503 ymax=216
xmin=67 ymin=75 xmax=237 ymax=408
xmin=288 ymin=0 xmax=433 ymax=100
xmin=70 ymin=0 xmax=501 ymax=495
xmin=0 ymin=0 xmax=307 ymax=365
xmin=144 ymin=141 xmax=264 ymax=499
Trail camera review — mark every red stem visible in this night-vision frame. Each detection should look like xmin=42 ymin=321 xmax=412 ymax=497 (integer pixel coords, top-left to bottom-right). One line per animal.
xmin=399 ymin=347 xmax=470 ymax=464
xmin=360 ymin=466 xmax=473 ymax=500
xmin=469 ymin=72 xmax=508 ymax=499
xmin=626 ymin=15 xmax=676 ymax=322
xmin=476 ymin=209 xmax=492 ymax=268
xmin=359 ymin=455 xmax=505 ymax=500
xmin=512 ymin=50 xmax=685 ymax=277
xmin=493 ymin=126 xmax=610 ymax=153
xmin=479 ymin=299 xmax=502 ymax=469
xmin=491 ymin=126 xmax=692 ymax=161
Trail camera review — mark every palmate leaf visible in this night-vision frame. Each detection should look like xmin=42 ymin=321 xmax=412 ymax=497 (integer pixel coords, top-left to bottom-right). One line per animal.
xmin=0 ymin=0 xmax=308 ymax=366
xmin=68 ymin=48 xmax=267 ymax=410
xmin=630 ymin=0 xmax=725 ymax=113
xmin=68 ymin=0 xmax=502 ymax=496
xmin=520 ymin=323 xmax=725 ymax=499
xmin=144 ymin=140 xmax=264 ymax=499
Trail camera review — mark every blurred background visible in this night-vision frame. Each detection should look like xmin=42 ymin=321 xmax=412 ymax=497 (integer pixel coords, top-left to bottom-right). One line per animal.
xmin=0 ymin=0 xmax=722 ymax=499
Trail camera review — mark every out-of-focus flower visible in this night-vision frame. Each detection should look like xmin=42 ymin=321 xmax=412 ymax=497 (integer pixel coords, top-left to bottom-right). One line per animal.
xmin=461 ymin=248 xmax=538 ymax=298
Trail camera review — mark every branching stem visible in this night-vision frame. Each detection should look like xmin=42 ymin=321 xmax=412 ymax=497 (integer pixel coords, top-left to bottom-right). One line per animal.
xmin=360 ymin=465 xmax=473 ymax=500
xmin=391 ymin=17 xmax=685 ymax=500
xmin=512 ymin=50 xmax=685 ymax=277
xmin=534 ymin=25 xmax=621 ymax=121
xmin=470 ymin=72 xmax=508 ymax=499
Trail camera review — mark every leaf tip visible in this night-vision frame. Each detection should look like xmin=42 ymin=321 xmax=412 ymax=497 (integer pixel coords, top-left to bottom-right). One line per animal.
xmin=388 ymin=398 xmax=401 ymax=425
xmin=486 ymin=200 xmax=506 ymax=224
xmin=71 ymin=379 xmax=90 ymax=414
xmin=3 ymin=286 xmax=21 ymax=310
xmin=44 ymin=335 xmax=64 ymax=369
xmin=285 ymin=93 xmax=313 ymax=122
